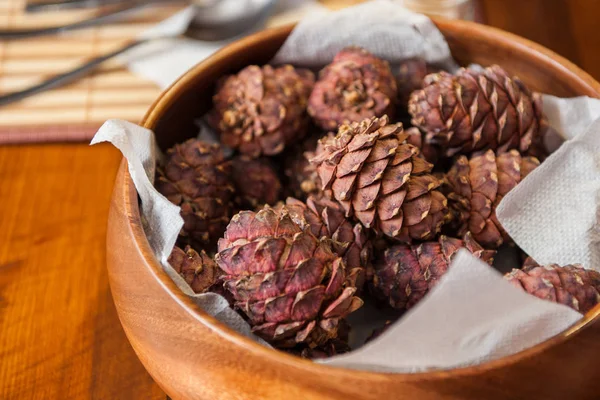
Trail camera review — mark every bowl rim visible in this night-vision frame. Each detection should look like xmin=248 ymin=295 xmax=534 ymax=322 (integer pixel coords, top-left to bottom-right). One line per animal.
xmin=121 ymin=19 xmax=600 ymax=379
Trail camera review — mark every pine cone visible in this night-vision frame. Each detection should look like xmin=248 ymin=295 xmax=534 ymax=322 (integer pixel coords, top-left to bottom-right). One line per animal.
xmin=408 ymin=65 xmax=544 ymax=157
xmin=506 ymin=258 xmax=600 ymax=313
xmin=292 ymin=330 xmax=351 ymax=359
xmin=209 ymin=65 xmax=315 ymax=157
xmin=215 ymin=207 xmax=364 ymax=348
xmin=281 ymin=195 xmax=371 ymax=289
xmin=371 ymin=233 xmax=495 ymax=310
xmin=308 ymin=47 xmax=397 ymax=130
xmin=446 ymin=149 xmax=540 ymax=248
xmin=395 ymin=58 xmax=433 ymax=107
xmin=168 ymin=245 xmax=221 ymax=293
xmin=231 ymin=155 xmax=282 ymax=209
xmin=282 ymin=134 xmax=322 ymax=199
xmin=405 ymin=126 xmax=439 ymax=164
xmin=310 ymin=116 xmax=449 ymax=242
xmin=156 ymin=139 xmax=234 ymax=249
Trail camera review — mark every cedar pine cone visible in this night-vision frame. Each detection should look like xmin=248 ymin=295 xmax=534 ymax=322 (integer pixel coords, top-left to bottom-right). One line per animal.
xmin=395 ymin=58 xmax=434 ymax=107
xmin=282 ymin=134 xmax=322 ymax=199
xmin=156 ymin=139 xmax=234 ymax=249
xmin=308 ymin=47 xmax=397 ymax=130
xmin=292 ymin=333 xmax=351 ymax=359
xmin=405 ymin=126 xmax=439 ymax=165
xmin=215 ymin=207 xmax=364 ymax=348
xmin=231 ymin=155 xmax=282 ymax=208
xmin=446 ymin=149 xmax=540 ymax=248
xmin=506 ymin=258 xmax=600 ymax=313
xmin=281 ymin=195 xmax=371 ymax=289
xmin=371 ymin=233 xmax=495 ymax=310
xmin=408 ymin=65 xmax=545 ymax=157
xmin=209 ymin=65 xmax=315 ymax=157
xmin=310 ymin=115 xmax=449 ymax=242
xmin=167 ymin=245 xmax=221 ymax=294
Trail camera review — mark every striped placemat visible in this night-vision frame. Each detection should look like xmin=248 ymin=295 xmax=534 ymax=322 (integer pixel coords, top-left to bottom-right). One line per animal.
xmin=0 ymin=0 xmax=185 ymax=142
xmin=0 ymin=0 xmax=353 ymax=144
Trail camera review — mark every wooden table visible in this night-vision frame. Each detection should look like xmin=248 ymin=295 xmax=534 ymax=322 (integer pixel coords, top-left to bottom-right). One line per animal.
xmin=1 ymin=1 xmax=600 ymax=399
xmin=0 ymin=143 xmax=166 ymax=398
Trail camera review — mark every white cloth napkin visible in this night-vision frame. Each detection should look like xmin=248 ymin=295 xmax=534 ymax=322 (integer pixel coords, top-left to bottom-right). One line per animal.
xmin=93 ymin=1 xmax=599 ymax=372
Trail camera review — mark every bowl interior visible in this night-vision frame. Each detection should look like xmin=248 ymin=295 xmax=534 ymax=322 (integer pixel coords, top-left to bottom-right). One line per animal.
xmin=137 ymin=19 xmax=600 ymax=373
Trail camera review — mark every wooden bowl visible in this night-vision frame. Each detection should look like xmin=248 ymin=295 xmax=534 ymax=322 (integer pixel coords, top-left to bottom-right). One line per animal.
xmin=107 ymin=20 xmax=600 ymax=400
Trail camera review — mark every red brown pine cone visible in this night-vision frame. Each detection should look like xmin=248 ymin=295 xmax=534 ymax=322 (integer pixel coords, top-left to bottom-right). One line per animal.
xmin=231 ymin=155 xmax=282 ymax=208
xmin=282 ymin=134 xmax=322 ymax=199
xmin=310 ymin=116 xmax=449 ymax=242
xmin=293 ymin=333 xmax=351 ymax=359
xmin=405 ymin=126 xmax=440 ymax=165
xmin=155 ymin=139 xmax=234 ymax=249
xmin=281 ymin=195 xmax=371 ymax=289
xmin=167 ymin=245 xmax=221 ymax=294
xmin=209 ymin=65 xmax=315 ymax=157
xmin=371 ymin=233 xmax=495 ymax=310
xmin=506 ymin=258 xmax=600 ymax=313
xmin=408 ymin=65 xmax=545 ymax=157
xmin=395 ymin=58 xmax=435 ymax=107
xmin=308 ymin=47 xmax=397 ymax=130
xmin=446 ymin=149 xmax=540 ymax=248
xmin=215 ymin=207 xmax=363 ymax=348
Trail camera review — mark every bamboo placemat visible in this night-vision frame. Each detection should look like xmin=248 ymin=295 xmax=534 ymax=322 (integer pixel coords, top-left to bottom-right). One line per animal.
xmin=0 ymin=0 xmax=354 ymax=143
xmin=0 ymin=0 xmax=186 ymax=140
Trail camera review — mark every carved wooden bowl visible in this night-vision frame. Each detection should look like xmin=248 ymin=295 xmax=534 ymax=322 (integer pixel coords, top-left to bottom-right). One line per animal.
xmin=107 ymin=19 xmax=600 ymax=400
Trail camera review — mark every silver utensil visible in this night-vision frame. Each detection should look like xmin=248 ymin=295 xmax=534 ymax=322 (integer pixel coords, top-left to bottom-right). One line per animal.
xmin=0 ymin=0 xmax=277 ymax=106
xmin=1 ymin=0 xmax=181 ymax=40
xmin=26 ymin=0 xmax=126 ymax=13
xmin=25 ymin=0 xmax=218 ymax=14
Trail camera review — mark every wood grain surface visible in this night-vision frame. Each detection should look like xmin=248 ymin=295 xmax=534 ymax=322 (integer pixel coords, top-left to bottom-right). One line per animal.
xmin=0 ymin=143 xmax=165 ymax=399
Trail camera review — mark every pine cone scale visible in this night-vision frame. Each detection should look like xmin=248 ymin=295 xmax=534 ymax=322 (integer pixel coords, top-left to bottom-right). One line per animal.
xmin=278 ymin=195 xmax=371 ymax=290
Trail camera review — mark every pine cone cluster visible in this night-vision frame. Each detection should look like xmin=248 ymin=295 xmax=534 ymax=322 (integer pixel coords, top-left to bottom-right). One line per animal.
xmin=153 ymin=47 xmax=594 ymax=359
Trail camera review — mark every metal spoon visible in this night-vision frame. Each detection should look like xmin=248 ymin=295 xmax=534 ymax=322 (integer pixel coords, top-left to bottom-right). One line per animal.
xmin=0 ymin=0 xmax=277 ymax=106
